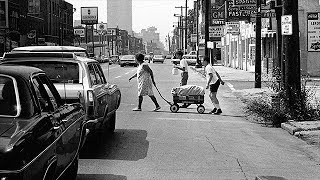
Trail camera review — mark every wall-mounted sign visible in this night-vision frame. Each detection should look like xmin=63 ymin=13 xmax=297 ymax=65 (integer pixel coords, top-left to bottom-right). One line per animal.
xmin=226 ymin=0 xmax=256 ymax=21
xmin=191 ymin=34 xmax=197 ymax=43
xmin=308 ymin=12 xmax=320 ymax=51
xmin=281 ymin=15 xmax=292 ymax=35
xmin=97 ymin=23 xmax=107 ymax=34
xmin=0 ymin=0 xmax=8 ymax=28
xmin=81 ymin=7 xmax=98 ymax=24
xmin=233 ymin=0 xmax=256 ymax=6
xmin=226 ymin=22 xmax=240 ymax=35
xmin=209 ymin=26 xmax=223 ymax=37
xmin=212 ymin=8 xmax=225 ymax=25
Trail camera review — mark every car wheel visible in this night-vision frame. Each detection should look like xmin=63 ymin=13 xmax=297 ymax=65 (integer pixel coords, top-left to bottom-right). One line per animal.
xmin=61 ymin=154 xmax=79 ymax=180
xmin=107 ymin=112 xmax=116 ymax=133
xmin=120 ymin=64 xmax=124 ymax=67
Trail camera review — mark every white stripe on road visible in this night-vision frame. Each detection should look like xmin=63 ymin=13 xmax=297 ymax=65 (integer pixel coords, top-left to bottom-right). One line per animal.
xmin=115 ymin=76 xmax=122 ymax=79
xmin=156 ymin=117 xmax=212 ymax=122
xmin=125 ymin=72 xmax=130 ymax=75
xmin=226 ymin=82 xmax=236 ymax=91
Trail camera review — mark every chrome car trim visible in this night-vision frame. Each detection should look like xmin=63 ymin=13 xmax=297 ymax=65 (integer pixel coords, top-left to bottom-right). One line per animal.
xmin=0 ymin=113 xmax=86 ymax=174
xmin=42 ymin=157 xmax=57 ymax=180
xmin=86 ymin=118 xmax=98 ymax=124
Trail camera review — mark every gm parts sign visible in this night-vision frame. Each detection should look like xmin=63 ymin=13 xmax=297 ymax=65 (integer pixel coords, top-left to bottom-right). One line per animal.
xmin=81 ymin=7 xmax=98 ymax=25
xmin=308 ymin=12 xmax=320 ymax=51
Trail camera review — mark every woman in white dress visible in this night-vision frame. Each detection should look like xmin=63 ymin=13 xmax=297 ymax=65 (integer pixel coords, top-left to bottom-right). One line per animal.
xmin=129 ymin=54 xmax=161 ymax=111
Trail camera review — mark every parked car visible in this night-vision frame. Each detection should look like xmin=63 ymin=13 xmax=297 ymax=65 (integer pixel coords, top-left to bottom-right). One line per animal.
xmin=152 ymin=55 xmax=165 ymax=63
xmin=171 ymin=55 xmax=180 ymax=65
xmin=2 ymin=52 xmax=121 ymax=134
xmin=11 ymin=46 xmax=89 ymax=58
xmin=0 ymin=65 xmax=87 ymax=180
xmin=165 ymin=54 xmax=173 ymax=59
xmin=119 ymin=55 xmax=138 ymax=67
xmin=182 ymin=55 xmax=198 ymax=66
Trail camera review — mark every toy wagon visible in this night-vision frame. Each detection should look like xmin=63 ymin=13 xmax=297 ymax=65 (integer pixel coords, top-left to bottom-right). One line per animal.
xmin=169 ymin=85 xmax=205 ymax=113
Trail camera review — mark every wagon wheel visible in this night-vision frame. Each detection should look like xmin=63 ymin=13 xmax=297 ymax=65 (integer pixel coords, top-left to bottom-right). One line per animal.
xmin=170 ymin=104 xmax=179 ymax=113
xmin=197 ymin=105 xmax=205 ymax=114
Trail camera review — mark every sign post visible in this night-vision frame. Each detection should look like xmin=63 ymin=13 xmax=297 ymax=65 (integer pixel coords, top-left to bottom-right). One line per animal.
xmin=81 ymin=7 xmax=98 ymax=56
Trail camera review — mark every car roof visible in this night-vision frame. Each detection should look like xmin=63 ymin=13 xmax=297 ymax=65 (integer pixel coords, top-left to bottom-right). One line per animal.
xmin=0 ymin=65 xmax=44 ymax=79
xmin=2 ymin=52 xmax=97 ymax=63
xmin=12 ymin=46 xmax=87 ymax=52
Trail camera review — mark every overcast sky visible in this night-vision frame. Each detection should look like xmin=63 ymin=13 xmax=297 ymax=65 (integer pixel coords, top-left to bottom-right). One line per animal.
xmin=65 ymin=0 xmax=194 ymax=45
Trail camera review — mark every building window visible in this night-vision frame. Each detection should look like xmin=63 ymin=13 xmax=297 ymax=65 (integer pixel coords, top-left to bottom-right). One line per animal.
xmin=28 ymin=0 xmax=40 ymax=15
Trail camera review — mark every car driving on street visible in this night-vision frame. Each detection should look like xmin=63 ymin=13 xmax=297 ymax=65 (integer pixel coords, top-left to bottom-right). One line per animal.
xmin=0 ymin=65 xmax=87 ymax=180
xmin=152 ymin=55 xmax=165 ymax=63
xmin=119 ymin=55 xmax=138 ymax=67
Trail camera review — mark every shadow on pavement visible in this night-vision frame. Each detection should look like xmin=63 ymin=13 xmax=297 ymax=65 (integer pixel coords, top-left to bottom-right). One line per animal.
xmin=77 ymin=174 xmax=127 ymax=180
xmin=80 ymin=129 xmax=149 ymax=161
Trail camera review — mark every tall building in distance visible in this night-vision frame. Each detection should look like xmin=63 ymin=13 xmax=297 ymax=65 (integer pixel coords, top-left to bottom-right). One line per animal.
xmin=107 ymin=0 xmax=132 ymax=33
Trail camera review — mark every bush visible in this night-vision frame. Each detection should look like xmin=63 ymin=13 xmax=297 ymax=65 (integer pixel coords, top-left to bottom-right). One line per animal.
xmin=243 ymin=75 xmax=320 ymax=127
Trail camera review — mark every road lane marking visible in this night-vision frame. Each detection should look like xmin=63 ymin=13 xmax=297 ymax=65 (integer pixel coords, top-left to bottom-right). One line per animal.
xmin=125 ymin=72 xmax=130 ymax=75
xmin=156 ymin=117 xmax=212 ymax=122
xmin=226 ymin=82 xmax=236 ymax=91
xmin=115 ymin=76 xmax=122 ymax=79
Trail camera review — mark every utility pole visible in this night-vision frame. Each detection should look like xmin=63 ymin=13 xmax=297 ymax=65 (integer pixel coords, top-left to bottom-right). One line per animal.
xmin=185 ymin=0 xmax=188 ymax=54
xmin=255 ymin=0 xmax=262 ymax=88
xmin=195 ymin=0 xmax=202 ymax=68
xmin=282 ymin=0 xmax=301 ymax=112
xmin=175 ymin=6 xmax=186 ymax=52
xmin=204 ymin=0 xmax=210 ymax=58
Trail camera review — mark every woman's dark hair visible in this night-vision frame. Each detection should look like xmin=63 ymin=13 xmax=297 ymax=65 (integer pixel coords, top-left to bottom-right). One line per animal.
xmin=135 ymin=53 xmax=145 ymax=62
xmin=175 ymin=51 xmax=183 ymax=57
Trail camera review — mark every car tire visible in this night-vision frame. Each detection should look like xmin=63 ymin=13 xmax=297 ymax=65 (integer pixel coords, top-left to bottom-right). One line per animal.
xmin=107 ymin=112 xmax=116 ymax=133
xmin=61 ymin=154 xmax=79 ymax=180
xmin=120 ymin=64 xmax=124 ymax=67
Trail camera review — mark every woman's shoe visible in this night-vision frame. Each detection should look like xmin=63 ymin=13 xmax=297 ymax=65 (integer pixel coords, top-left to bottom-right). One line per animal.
xmin=153 ymin=106 xmax=161 ymax=111
xmin=210 ymin=108 xmax=217 ymax=114
xmin=132 ymin=107 xmax=142 ymax=111
xmin=214 ymin=109 xmax=222 ymax=115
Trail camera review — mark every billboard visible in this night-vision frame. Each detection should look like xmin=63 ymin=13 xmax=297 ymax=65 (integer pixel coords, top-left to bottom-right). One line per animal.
xmin=0 ymin=0 xmax=8 ymax=28
xmin=307 ymin=12 xmax=320 ymax=51
xmin=81 ymin=7 xmax=98 ymax=24
xmin=226 ymin=0 xmax=256 ymax=21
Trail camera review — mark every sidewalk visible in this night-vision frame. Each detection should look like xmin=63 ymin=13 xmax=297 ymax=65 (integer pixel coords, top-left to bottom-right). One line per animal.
xmin=191 ymin=64 xmax=320 ymax=146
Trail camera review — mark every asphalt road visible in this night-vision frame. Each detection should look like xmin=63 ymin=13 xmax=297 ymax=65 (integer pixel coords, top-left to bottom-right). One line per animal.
xmin=77 ymin=61 xmax=320 ymax=180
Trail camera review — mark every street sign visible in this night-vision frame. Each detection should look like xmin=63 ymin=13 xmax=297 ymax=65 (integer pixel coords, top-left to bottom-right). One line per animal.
xmin=97 ymin=23 xmax=107 ymax=34
xmin=233 ymin=0 xmax=256 ymax=6
xmin=307 ymin=12 xmax=320 ymax=51
xmin=227 ymin=0 xmax=256 ymax=21
xmin=74 ymin=29 xmax=85 ymax=37
xmin=281 ymin=15 xmax=292 ymax=35
xmin=81 ymin=7 xmax=98 ymax=24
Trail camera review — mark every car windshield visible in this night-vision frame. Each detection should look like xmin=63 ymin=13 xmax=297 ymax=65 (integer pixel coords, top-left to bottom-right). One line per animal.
xmin=121 ymin=55 xmax=135 ymax=60
xmin=0 ymin=76 xmax=18 ymax=116
xmin=154 ymin=55 xmax=163 ymax=58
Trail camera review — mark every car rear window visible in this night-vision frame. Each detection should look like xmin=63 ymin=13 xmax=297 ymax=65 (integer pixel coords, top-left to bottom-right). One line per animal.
xmin=0 ymin=76 xmax=18 ymax=116
xmin=9 ymin=62 xmax=80 ymax=84
xmin=121 ymin=55 xmax=135 ymax=60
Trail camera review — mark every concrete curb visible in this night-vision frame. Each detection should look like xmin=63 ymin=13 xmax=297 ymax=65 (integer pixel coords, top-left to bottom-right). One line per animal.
xmin=281 ymin=121 xmax=303 ymax=135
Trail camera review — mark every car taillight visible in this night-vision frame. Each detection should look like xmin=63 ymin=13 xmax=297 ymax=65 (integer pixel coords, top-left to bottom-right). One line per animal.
xmin=87 ymin=90 xmax=94 ymax=116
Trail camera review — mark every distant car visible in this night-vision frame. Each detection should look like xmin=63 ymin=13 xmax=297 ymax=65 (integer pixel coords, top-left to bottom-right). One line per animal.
xmin=2 ymin=52 xmax=121 ymax=134
xmin=110 ymin=55 xmax=120 ymax=64
xmin=188 ymin=51 xmax=197 ymax=55
xmin=119 ymin=55 xmax=138 ymax=67
xmin=183 ymin=55 xmax=198 ymax=66
xmin=153 ymin=55 xmax=165 ymax=63
xmin=165 ymin=54 xmax=173 ymax=59
xmin=11 ymin=46 xmax=89 ymax=58
xmin=0 ymin=65 xmax=87 ymax=180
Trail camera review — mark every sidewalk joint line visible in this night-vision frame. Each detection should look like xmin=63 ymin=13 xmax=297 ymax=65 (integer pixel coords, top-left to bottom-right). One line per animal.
xmin=205 ymin=136 xmax=217 ymax=153
xmin=236 ymin=158 xmax=248 ymax=180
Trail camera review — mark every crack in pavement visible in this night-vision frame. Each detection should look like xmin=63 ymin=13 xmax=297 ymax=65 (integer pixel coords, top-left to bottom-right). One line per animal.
xmin=205 ymin=136 xmax=218 ymax=153
xmin=236 ymin=158 xmax=248 ymax=180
